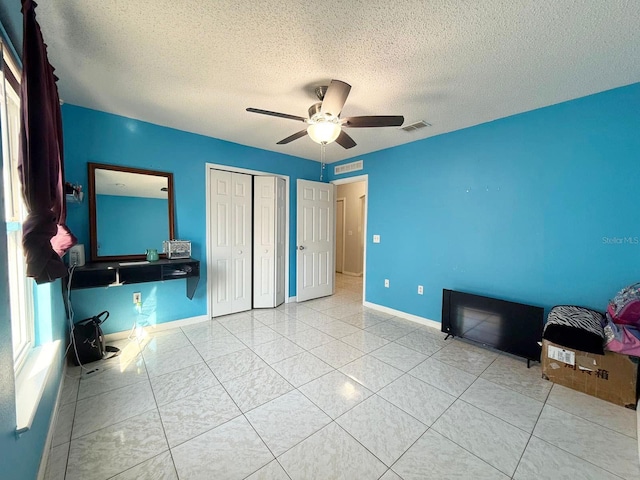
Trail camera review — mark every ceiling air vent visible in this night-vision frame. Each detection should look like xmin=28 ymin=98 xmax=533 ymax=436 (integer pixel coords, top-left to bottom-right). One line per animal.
xmin=334 ymin=160 xmax=363 ymax=175
xmin=400 ymin=120 xmax=432 ymax=132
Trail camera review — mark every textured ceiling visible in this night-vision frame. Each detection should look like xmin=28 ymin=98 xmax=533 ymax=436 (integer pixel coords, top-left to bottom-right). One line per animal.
xmin=95 ymin=169 xmax=168 ymax=199
xmin=34 ymin=0 xmax=640 ymax=163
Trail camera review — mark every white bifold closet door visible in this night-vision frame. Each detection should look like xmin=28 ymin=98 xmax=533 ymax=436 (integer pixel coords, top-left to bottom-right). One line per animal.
xmin=210 ymin=170 xmax=252 ymax=317
xmin=253 ymin=176 xmax=285 ymax=308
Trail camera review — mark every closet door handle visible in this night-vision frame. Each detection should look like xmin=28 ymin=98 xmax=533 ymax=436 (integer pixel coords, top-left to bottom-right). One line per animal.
xmin=298 ymin=246 xmax=305 ymax=251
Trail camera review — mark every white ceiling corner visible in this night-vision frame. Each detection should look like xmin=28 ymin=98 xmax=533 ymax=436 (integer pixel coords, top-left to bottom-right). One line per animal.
xmin=35 ymin=0 xmax=640 ymax=164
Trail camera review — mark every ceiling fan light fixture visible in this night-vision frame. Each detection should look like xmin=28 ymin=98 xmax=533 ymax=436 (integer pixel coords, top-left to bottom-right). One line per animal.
xmin=247 ymin=79 xmax=403 ymax=149
xmin=307 ymin=120 xmax=341 ymax=145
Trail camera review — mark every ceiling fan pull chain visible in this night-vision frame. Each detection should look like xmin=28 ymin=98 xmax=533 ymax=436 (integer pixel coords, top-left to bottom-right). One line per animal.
xmin=320 ymin=143 xmax=326 ymax=181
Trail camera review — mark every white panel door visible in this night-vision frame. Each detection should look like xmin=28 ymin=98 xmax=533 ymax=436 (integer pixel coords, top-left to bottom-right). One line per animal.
xmin=210 ymin=170 xmax=252 ymax=317
xmin=253 ymin=176 xmax=286 ymax=308
xmin=232 ymin=173 xmax=252 ymax=313
xmin=253 ymin=176 xmax=276 ymax=308
xmin=297 ymin=179 xmax=335 ymax=302
xmin=210 ymin=170 xmax=232 ymax=316
xmin=275 ymin=177 xmax=285 ymax=306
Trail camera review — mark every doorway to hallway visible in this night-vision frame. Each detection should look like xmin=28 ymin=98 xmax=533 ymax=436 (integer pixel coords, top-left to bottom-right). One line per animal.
xmin=331 ymin=175 xmax=367 ymax=303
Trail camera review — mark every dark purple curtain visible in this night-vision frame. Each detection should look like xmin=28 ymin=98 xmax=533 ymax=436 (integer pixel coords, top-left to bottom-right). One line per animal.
xmin=18 ymin=0 xmax=76 ymax=284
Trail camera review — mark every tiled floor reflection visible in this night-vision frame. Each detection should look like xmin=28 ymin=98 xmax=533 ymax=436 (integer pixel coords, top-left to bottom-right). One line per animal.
xmin=45 ymin=274 xmax=639 ymax=480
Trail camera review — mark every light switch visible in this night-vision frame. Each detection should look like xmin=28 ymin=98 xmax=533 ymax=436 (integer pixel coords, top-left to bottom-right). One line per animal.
xmin=348 ymin=230 xmax=353 ymax=236
xmin=373 ymin=235 xmax=380 ymax=243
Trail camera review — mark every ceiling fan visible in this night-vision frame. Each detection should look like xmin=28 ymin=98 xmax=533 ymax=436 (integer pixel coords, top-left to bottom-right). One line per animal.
xmin=246 ymin=79 xmax=404 ymax=149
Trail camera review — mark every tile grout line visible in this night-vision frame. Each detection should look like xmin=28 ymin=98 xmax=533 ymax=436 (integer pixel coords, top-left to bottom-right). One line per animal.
xmin=270 ymin=310 xmax=426 ymax=474
xmin=542 ymin=397 xmax=639 ymax=440
xmin=396 ymin=355 xmax=521 ymax=478
xmin=525 ymin=434 xmax=629 ymax=480
xmin=141 ymin=342 xmax=182 ymax=480
xmin=62 ymin=342 xmax=162 ymax=479
xmin=271 ymin=306 xmax=423 ymax=470
xmin=151 ymin=335 xmax=259 ymax=471
xmin=315 ymin=418 xmax=397 ymax=472
xmin=469 ymin=351 xmax=552 ymax=405
xmin=200 ymin=350 xmax=298 ymax=479
xmin=273 ymin=283 xmax=416 ymax=473
xmin=428 ymin=403 xmax=523 ymax=478
xmin=61 ymin=371 xmax=79 ymax=480
xmin=544 ymin=385 xmax=638 ymax=440
xmin=533 ymin=403 xmax=640 ymax=474
xmin=154 ymin=325 xmax=246 ymax=472
xmin=186 ymin=325 xmax=303 ymax=476
xmin=95 ymin=340 xmax=177 ymax=479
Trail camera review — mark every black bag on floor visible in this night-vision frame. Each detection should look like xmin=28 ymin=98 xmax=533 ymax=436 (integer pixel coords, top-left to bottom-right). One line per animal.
xmin=71 ymin=311 xmax=120 ymax=366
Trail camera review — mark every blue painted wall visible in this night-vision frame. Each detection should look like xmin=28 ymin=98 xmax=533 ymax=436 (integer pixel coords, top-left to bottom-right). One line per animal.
xmin=0 ymin=280 xmax=67 ymax=480
xmin=329 ymin=83 xmax=640 ymax=321
xmin=96 ymin=194 xmax=168 ymax=256
xmin=62 ymin=105 xmax=321 ymax=333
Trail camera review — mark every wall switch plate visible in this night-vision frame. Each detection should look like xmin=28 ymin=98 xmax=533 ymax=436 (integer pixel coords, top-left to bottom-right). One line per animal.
xmin=133 ymin=292 xmax=141 ymax=304
xmin=373 ymin=235 xmax=381 ymax=243
xmin=384 ymin=279 xmax=390 ymax=288
xmin=418 ymin=285 xmax=424 ymax=295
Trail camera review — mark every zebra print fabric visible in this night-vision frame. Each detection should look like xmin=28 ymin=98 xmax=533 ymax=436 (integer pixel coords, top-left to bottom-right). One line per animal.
xmin=545 ymin=306 xmax=605 ymax=338
xmin=543 ymin=305 xmax=605 ymax=354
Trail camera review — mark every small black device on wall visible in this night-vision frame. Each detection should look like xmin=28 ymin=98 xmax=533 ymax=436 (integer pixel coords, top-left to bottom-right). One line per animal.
xmin=441 ymin=289 xmax=544 ymax=364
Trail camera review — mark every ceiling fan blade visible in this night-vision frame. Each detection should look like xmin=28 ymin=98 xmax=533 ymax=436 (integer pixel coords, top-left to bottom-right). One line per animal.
xmin=320 ymin=80 xmax=351 ymax=117
xmin=343 ymin=115 xmax=405 ymax=128
xmin=246 ymin=107 xmax=307 ymax=123
xmin=277 ymin=129 xmax=308 ymax=145
xmin=335 ymin=130 xmax=357 ymax=149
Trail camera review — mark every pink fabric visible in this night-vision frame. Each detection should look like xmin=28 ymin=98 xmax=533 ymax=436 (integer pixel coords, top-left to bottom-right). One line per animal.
xmin=607 ymin=302 xmax=640 ymax=327
xmin=604 ymin=317 xmax=640 ymax=356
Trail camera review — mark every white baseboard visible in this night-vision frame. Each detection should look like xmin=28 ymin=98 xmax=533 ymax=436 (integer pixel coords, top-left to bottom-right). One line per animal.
xmin=37 ymin=359 xmax=66 ymax=480
xmin=287 ymin=296 xmax=297 ymax=304
xmin=341 ymin=271 xmax=363 ymax=277
xmin=104 ymin=314 xmax=209 ymax=342
xmin=364 ymin=301 xmax=441 ymax=333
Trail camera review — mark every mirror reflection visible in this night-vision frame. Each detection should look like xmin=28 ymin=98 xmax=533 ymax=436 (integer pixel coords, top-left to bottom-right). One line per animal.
xmin=88 ymin=163 xmax=174 ymax=261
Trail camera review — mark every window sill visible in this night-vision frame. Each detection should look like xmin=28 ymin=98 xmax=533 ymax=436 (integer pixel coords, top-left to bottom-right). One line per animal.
xmin=15 ymin=340 xmax=61 ymax=435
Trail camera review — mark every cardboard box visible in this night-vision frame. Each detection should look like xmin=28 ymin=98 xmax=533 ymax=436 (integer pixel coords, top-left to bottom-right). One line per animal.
xmin=541 ymin=339 xmax=639 ymax=409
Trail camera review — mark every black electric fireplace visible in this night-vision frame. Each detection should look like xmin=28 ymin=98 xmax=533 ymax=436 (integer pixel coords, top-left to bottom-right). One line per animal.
xmin=441 ymin=289 xmax=544 ymax=364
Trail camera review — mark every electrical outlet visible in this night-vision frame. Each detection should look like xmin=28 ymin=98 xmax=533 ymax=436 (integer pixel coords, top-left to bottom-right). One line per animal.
xmin=133 ymin=292 xmax=141 ymax=304
xmin=373 ymin=234 xmax=381 ymax=243
xmin=384 ymin=279 xmax=390 ymax=288
xmin=418 ymin=285 xmax=424 ymax=295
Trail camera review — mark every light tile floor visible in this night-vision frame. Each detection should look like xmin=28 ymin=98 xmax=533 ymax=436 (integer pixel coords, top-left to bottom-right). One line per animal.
xmin=45 ymin=274 xmax=640 ymax=479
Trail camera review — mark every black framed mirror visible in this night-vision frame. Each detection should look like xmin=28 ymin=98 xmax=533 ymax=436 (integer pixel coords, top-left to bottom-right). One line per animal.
xmin=88 ymin=162 xmax=175 ymax=262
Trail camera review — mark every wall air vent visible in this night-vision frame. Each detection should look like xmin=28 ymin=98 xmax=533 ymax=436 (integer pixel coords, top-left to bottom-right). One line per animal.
xmin=400 ymin=120 xmax=432 ymax=132
xmin=334 ymin=160 xmax=363 ymax=175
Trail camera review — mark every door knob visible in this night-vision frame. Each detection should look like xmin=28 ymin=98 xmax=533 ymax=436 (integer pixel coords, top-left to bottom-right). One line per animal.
xmin=238 ymin=250 xmax=243 ymax=254
xmin=298 ymin=246 xmax=305 ymax=250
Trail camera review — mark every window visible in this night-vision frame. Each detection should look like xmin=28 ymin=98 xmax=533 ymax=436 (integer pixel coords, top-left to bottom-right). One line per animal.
xmin=1 ymin=42 xmax=34 ymax=372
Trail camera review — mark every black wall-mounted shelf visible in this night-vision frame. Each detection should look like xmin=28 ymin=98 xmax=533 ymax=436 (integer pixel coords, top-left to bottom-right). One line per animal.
xmin=69 ymin=258 xmax=200 ymax=299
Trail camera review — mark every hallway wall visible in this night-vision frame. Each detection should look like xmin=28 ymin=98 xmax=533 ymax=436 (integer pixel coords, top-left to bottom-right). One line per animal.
xmin=336 ymin=182 xmax=365 ymax=276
